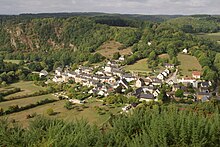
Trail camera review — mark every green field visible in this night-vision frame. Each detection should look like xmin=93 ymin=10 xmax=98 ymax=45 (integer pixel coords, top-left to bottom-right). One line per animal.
xmin=124 ymin=58 xmax=150 ymax=72
xmin=0 ymin=94 xmax=57 ymax=110
xmin=177 ymin=54 xmax=202 ymax=77
xmin=196 ymin=32 xmax=220 ymax=44
xmin=5 ymin=81 xmax=45 ymax=98
xmin=1 ymin=100 xmax=122 ymax=127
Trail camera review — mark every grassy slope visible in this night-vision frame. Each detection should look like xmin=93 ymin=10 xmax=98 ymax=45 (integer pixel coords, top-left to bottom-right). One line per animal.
xmin=1 ymin=100 xmax=121 ymax=127
xmin=177 ymin=54 xmax=202 ymax=77
xmin=196 ymin=32 xmax=220 ymax=44
xmin=124 ymin=58 xmax=150 ymax=73
xmin=0 ymin=94 xmax=57 ymax=110
xmin=96 ymin=40 xmax=131 ymax=59
xmin=5 ymin=81 xmax=45 ymax=98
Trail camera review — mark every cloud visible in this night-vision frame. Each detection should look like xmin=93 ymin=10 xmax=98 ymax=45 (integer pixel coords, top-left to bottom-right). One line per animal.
xmin=0 ymin=0 xmax=219 ymax=15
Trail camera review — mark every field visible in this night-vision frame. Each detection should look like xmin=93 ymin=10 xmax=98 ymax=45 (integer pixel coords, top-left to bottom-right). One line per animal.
xmin=0 ymin=94 xmax=57 ymax=110
xmin=4 ymin=81 xmax=45 ymax=98
xmin=96 ymin=40 xmax=132 ymax=58
xmin=124 ymin=58 xmax=150 ymax=73
xmin=196 ymin=32 xmax=220 ymax=44
xmin=0 ymin=81 xmax=122 ymax=127
xmin=177 ymin=54 xmax=202 ymax=77
xmin=2 ymin=100 xmax=122 ymax=127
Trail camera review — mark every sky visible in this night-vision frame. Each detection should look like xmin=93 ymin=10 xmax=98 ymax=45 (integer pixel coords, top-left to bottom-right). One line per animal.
xmin=0 ymin=0 xmax=220 ymax=15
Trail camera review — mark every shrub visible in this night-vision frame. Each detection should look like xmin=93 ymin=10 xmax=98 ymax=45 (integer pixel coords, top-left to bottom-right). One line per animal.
xmin=46 ymin=108 xmax=54 ymax=116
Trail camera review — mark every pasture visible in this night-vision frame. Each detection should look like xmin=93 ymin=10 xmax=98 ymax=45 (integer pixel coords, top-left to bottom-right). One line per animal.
xmin=177 ymin=54 xmax=202 ymax=77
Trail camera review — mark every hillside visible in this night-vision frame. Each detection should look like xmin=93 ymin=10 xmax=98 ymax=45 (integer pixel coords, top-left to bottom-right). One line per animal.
xmin=164 ymin=16 xmax=220 ymax=33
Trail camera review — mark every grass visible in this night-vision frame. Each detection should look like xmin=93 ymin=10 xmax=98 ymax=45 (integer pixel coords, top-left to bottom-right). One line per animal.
xmin=1 ymin=100 xmax=122 ymax=127
xmin=96 ymin=40 xmax=131 ymax=59
xmin=124 ymin=58 xmax=150 ymax=73
xmin=177 ymin=54 xmax=202 ymax=77
xmin=196 ymin=32 xmax=220 ymax=43
xmin=0 ymin=94 xmax=57 ymax=110
xmin=3 ymin=60 xmax=23 ymax=64
xmin=4 ymin=81 xmax=45 ymax=98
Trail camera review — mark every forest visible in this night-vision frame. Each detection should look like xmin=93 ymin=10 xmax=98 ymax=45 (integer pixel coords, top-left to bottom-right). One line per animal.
xmin=0 ymin=101 xmax=220 ymax=146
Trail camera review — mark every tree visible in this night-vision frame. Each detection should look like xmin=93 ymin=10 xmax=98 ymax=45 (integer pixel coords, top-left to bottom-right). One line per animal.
xmin=64 ymin=101 xmax=73 ymax=110
xmin=46 ymin=108 xmax=54 ymax=116
xmin=113 ymin=52 xmax=120 ymax=60
xmin=148 ymin=51 xmax=156 ymax=60
xmin=175 ymin=89 xmax=184 ymax=98
xmin=0 ymin=107 xmax=3 ymax=116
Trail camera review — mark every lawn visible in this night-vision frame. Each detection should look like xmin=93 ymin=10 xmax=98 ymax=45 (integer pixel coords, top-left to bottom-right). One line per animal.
xmin=1 ymin=100 xmax=122 ymax=127
xmin=177 ymin=54 xmax=202 ymax=77
xmin=0 ymin=94 xmax=57 ymax=110
xmin=4 ymin=81 xmax=46 ymax=98
xmin=96 ymin=40 xmax=131 ymax=59
xmin=124 ymin=58 xmax=150 ymax=73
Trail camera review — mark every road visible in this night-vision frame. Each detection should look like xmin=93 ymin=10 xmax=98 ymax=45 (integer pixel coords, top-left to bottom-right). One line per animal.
xmin=166 ymin=69 xmax=178 ymax=84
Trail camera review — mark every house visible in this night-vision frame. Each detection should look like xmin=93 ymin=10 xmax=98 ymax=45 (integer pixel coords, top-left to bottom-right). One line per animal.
xmin=164 ymin=69 xmax=170 ymax=75
xmin=136 ymin=78 xmax=145 ymax=88
xmin=151 ymin=78 xmax=162 ymax=86
xmin=197 ymin=92 xmax=210 ymax=102
xmin=108 ymin=77 xmax=117 ymax=84
xmin=182 ymin=48 xmax=188 ymax=54
xmin=104 ymin=66 xmax=112 ymax=73
xmin=112 ymin=68 xmax=124 ymax=77
xmin=164 ymin=63 xmax=175 ymax=69
xmin=119 ymin=78 xmax=129 ymax=89
xmin=119 ymin=56 xmax=125 ymax=61
xmin=200 ymin=81 xmax=210 ymax=88
xmin=62 ymin=74 xmax=69 ymax=83
xmin=122 ymin=74 xmax=136 ymax=82
xmin=192 ymin=71 xmax=201 ymax=79
xmin=52 ymin=76 xmax=63 ymax=83
xmin=67 ymin=71 xmax=77 ymax=78
xmin=39 ymin=70 xmax=48 ymax=77
xmin=153 ymin=89 xmax=160 ymax=97
xmin=55 ymin=67 xmax=62 ymax=76
xmin=157 ymin=74 xmax=165 ymax=80
xmin=161 ymin=71 xmax=168 ymax=77
xmin=69 ymin=99 xmax=84 ymax=104
xmin=148 ymin=42 xmax=152 ymax=46
xmin=142 ymin=85 xmax=155 ymax=94
xmin=138 ymin=94 xmax=157 ymax=102
xmin=177 ymin=77 xmax=198 ymax=88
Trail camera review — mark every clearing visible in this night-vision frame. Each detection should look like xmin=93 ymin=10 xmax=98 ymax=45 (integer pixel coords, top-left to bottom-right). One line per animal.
xmin=124 ymin=58 xmax=150 ymax=73
xmin=96 ymin=40 xmax=131 ymax=59
xmin=196 ymin=32 xmax=220 ymax=44
xmin=177 ymin=54 xmax=202 ymax=77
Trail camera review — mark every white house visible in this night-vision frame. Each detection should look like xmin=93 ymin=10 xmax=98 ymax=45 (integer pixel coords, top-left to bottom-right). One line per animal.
xmin=119 ymin=56 xmax=125 ymax=61
xmin=161 ymin=71 xmax=168 ymax=77
xmin=39 ymin=70 xmax=48 ymax=77
xmin=136 ymin=78 xmax=145 ymax=88
xmin=55 ymin=67 xmax=62 ymax=76
xmin=192 ymin=71 xmax=201 ymax=79
xmin=182 ymin=48 xmax=188 ymax=54
xmin=157 ymin=74 xmax=164 ymax=80
xmin=148 ymin=42 xmax=152 ymax=46
xmin=138 ymin=94 xmax=158 ymax=102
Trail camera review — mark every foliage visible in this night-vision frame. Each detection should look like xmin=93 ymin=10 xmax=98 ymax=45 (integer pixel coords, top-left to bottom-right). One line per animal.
xmin=46 ymin=108 xmax=55 ymax=116
xmin=0 ymin=102 xmax=220 ymax=146
xmin=175 ymin=89 xmax=184 ymax=98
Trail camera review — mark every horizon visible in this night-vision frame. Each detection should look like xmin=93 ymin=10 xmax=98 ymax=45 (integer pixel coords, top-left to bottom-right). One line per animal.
xmin=1 ymin=0 xmax=220 ymax=15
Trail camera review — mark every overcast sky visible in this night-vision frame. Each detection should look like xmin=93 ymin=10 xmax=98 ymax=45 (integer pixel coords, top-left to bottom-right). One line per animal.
xmin=1 ymin=0 xmax=220 ymax=15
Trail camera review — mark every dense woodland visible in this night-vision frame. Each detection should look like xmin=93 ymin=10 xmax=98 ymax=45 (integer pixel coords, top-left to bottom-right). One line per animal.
xmin=0 ymin=101 xmax=220 ymax=146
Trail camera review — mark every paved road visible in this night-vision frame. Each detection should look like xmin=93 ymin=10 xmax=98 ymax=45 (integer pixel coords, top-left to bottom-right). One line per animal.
xmin=166 ymin=69 xmax=178 ymax=84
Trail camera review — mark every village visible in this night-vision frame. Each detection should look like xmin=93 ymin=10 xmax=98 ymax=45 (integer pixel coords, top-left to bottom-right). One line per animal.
xmin=38 ymin=50 xmax=213 ymax=113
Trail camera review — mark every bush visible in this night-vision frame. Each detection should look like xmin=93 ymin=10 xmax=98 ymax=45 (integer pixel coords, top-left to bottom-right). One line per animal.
xmin=46 ymin=108 xmax=54 ymax=116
